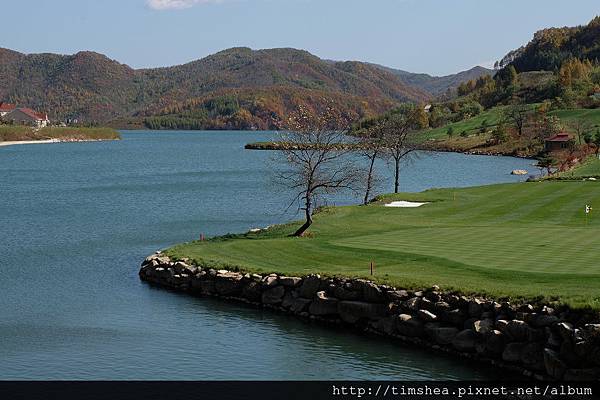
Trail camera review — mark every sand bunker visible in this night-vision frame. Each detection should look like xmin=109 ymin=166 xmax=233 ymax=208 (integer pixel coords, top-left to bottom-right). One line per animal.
xmin=384 ymin=201 xmax=429 ymax=208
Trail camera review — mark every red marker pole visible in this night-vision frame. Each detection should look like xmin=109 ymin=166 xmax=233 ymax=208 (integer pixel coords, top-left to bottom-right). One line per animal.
xmin=370 ymin=261 xmax=374 ymax=276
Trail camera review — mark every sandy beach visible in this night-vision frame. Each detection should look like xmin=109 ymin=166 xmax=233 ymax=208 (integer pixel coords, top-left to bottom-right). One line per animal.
xmin=0 ymin=139 xmax=60 ymax=147
xmin=0 ymin=138 xmax=118 ymax=147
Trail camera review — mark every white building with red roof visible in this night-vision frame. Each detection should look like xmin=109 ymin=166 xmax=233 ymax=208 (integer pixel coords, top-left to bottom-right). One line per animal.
xmin=3 ymin=107 xmax=50 ymax=128
xmin=0 ymin=102 xmax=17 ymax=117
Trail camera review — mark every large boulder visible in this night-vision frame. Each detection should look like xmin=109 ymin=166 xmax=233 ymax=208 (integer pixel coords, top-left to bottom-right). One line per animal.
xmin=574 ymin=339 xmax=600 ymax=367
xmin=241 ymin=281 xmax=262 ymax=302
xmin=353 ymin=280 xmax=386 ymax=303
xmin=338 ymin=301 xmax=388 ymax=324
xmin=520 ymin=342 xmax=545 ymax=370
xmin=261 ymin=285 xmax=285 ymax=305
xmin=395 ymin=314 xmax=425 ymax=337
xmin=419 ymin=298 xmax=435 ymax=312
xmin=309 ymin=291 xmax=339 ymax=316
xmin=214 ymin=272 xmax=243 ymax=296
xmin=502 ymin=342 xmax=525 ymax=363
xmin=442 ymin=309 xmax=467 ymax=327
xmin=417 ymin=309 xmax=437 ymax=322
xmin=299 ymin=275 xmax=322 ymax=298
xmin=404 ymin=297 xmax=422 ymax=312
xmin=468 ymin=298 xmax=484 ymax=317
xmin=584 ymin=324 xmax=600 ymax=335
xmin=544 ymin=348 xmax=567 ymax=380
xmin=476 ymin=330 xmax=505 ymax=356
xmin=199 ymin=280 xmax=216 ymax=295
xmin=278 ymin=276 xmax=303 ymax=287
xmin=290 ymin=298 xmax=312 ymax=314
xmin=473 ymin=319 xmax=495 ymax=335
xmin=428 ymin=326 xmax=459 ymax=345
xmin=142 ymin=253 xmax=161 ymax=266
xmin=386 ymin=290 xmax=410 ymax=302
xmin=546 ymin=328 xmax=562 ymax=348
xmin=505 ymin=320 xmax=531 ymax=342
xmin=173 ymin=261 xmax=198 ymax=275
xmin=170 ymin=274 xmax=191 ymax=287
xmin=559 ymin=340 xmax=583 ymax=367
xmin=261 ymin=275 xmax=278 ymax=288
xmin=495 ymin=319 xmax=509 ymax=333
xmin=153 ymin=255 xmax=171 ymax=266
xmin=527 ymin=313 xmax=559 ymax=328
xmin=452 ymin=329 xmax=478 ymax=352
xmin=333 ymin=286 xmax=362 ymax=301
xmin=281 ymin=291 xmax=295 ymax=309
xmin=371 ymin=316 xmax=396 ymax=335
xmin=556 ymin=322 xmax=575 ymax=343
xmin=154 ymin=267 xmax=173 ymax=281
xmin=433 ymin=301 xmax=451 ymax=313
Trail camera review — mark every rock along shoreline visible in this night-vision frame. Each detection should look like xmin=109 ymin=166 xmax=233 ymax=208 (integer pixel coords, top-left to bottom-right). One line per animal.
xmin=139 ymin=253 xmax=600 ymax=381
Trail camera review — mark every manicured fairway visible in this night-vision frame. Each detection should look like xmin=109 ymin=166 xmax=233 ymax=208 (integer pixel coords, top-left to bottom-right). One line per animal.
xmin=168 ymin=181 xmax=600 ymax=309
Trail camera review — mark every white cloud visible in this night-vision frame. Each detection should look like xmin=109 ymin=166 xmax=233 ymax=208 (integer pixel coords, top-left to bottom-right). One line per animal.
xmin=146 ymin=0 xmax=223 ymax=10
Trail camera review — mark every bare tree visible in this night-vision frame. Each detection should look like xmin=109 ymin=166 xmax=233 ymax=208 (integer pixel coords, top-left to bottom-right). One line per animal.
xmin=568 ymin=119 xmax=593 ymax=145
xmin=277 ymin=107 xmax=359 ymax=237
xmin=503 ymin=104 xmax=531 ymax=137
xmin=381 ymin=106 xmax=425 ymax=193
xmin=358 ymin=123 xmax=386 ymax=205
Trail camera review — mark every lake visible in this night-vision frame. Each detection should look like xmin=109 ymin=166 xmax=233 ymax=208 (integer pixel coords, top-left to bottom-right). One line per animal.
xmin=0 ymin=130 xmax=535 ymax=380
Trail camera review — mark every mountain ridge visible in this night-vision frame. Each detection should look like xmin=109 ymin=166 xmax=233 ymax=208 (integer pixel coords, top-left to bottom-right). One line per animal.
xmin=373 ymin=64 xmax=494 ymax=96
xmin=0 ymin=46 xmax=489 ymax=128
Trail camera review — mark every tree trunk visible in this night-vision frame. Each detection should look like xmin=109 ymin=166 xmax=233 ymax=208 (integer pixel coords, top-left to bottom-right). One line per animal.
xmin=363 ymin=155 xmax=377 ymax=205
xmin=293 ymin=193 xmax=313 ymax=237
xmin=394 ymin=157 xmax=400 ymax=193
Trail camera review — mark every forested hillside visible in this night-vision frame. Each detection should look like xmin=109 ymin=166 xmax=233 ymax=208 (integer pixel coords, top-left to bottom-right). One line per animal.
xmin=0 ymin=47 xmax=436 ymax=128
xmin=377 ymin=65 xmax=493 ymax=96
xmin=498 ymin=16 xmax=600 ymax=72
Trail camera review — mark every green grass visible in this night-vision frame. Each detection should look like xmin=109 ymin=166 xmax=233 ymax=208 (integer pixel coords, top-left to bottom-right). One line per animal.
xmin=39 ymin=127 xmax=120 ymax=140
xmin=168 ymin=181 xmax=600 ymax=309
xmin=548 ymin=108 xmax=600 ymax=129
xmin=0 ymin=125 xmax=37 ymax=141
xmin=558 ymin=156 xmax=600 ymax=178
xmin=0 ymin=125 xmax=120 ymax=142
xmin=419 ymin=107 xmax=600 ymax=143
xmin=419 ymin=106 xmax=509 ymax=142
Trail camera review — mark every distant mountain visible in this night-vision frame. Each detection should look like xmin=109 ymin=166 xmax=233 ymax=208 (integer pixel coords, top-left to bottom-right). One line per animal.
xmin=372 ymin=64 xmax=494 ymax=96
xmin=0 ymin=47 xmax=432 ymax=128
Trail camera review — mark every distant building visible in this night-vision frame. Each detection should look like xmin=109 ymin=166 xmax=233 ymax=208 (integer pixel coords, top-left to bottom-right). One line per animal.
xmin=0 ymin=102 xmax=16 ymax=117
xmin=424 ymin=104 xmax=432 ymax=113
xmin=545 ymin=133 xmax=573 ymax=152
xmin=3 ymin=108 xmax=50 ymax=128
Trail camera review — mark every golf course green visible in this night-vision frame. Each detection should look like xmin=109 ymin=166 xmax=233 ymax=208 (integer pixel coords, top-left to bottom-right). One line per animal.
xmin=168 ymin=181 xmax=600 ymax=309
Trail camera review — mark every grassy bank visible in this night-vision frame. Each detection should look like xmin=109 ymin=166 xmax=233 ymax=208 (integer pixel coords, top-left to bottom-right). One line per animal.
xmin=0 ymin=126 xmax=120 ymax=142
xmin=168 ymin=181 xmax=600 ymax=310
xmin=246 ymin=107 xmax=600 ymax=157
xmin=557 ymin=156 xmax=600 ymax=178
xmin=417 ymin=107 xmax=600 ymax=157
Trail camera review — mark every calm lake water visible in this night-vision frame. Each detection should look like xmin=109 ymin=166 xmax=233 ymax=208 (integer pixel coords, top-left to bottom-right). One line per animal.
xmin=0 ymin=131 xmax=534 ymax=380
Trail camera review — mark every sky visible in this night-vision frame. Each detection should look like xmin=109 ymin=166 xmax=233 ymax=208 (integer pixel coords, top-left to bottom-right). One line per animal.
xmin=1 ymin=0 xmax=599 ymax=76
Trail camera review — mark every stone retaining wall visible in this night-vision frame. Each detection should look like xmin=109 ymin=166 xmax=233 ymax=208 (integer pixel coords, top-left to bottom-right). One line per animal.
xmin=139 ymin=253 xmax=600 ymax=381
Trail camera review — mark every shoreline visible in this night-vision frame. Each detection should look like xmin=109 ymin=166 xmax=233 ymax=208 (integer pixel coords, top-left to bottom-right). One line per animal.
xmin=0 ymin=138 xmax=118 ymax=147
xmin=139 ymin=253 xmax=600 ymax=382
xmin=243 ymin=140 xmax=539 ymax=160
xmin=0 ymin=139 xmax=61 ymax=147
